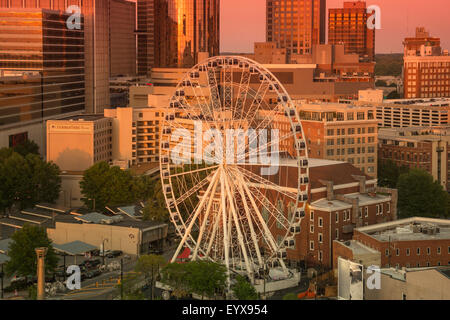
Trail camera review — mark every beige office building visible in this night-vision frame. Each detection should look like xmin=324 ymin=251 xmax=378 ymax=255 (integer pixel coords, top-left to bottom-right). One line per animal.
xmin=298 ymin=103 xmax=378 ymax=177
xmin=46 ymin=115 xmax=112 ymax=172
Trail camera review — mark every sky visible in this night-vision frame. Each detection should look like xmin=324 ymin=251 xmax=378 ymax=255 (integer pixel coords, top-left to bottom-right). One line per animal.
xmin=220 ymin=0 xmax=450 ymax=54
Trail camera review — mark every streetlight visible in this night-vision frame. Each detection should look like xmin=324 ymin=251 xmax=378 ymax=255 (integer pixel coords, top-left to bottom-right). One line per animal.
xmin=101 ymin=238 xmax=109 ymax=265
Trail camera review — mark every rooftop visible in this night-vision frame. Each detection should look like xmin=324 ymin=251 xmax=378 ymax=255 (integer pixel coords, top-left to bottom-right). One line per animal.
xmin=0 ymin=238 xmax=12 ymax=254
xmin=337 ymin=240 xmax=380 ymax=256
xmin=56 ymin=114 xmax=107 ymax=122
xmin=53 ymin=241 xmax=98 ymax=256
xmin=382 ymin=97 xmax=450 ymax=107
xmin=356 ymin=217 xmax=450 ymax=242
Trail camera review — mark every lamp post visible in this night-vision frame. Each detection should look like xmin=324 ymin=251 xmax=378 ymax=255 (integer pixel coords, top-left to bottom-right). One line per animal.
xmin=101 ymin=238 xmax=108 ymax=265
xmin=35 ymin=247 xmax=48 ymax=300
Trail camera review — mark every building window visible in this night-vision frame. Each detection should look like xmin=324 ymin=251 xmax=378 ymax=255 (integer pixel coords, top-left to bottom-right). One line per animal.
xmin=335 ymin=229 xmax=339 ymax=240
xmin=417 ymin=248 xmax=421 ymax=255
xmin=318 ymin=233 xmax=323 ymax=243
xmin=364 ymin=207 xmax=368 ymax=217
xmin=319 ymin=251 xmax=323 ymax=262
xmin=310 ymin=241 xmax=314 ymax=251
xmin=427 ymin=247 xmax=431 ymax=255
xmin=310 ymin=225 xmax=314 ymax=233
xmin=396 ymin=248 xmax=400 ymax=256
xmin=437 ymin=247 xmax=441 ymax=255
xmin=318 ymin=217 xmax=323 ymax=227
xmin=359 ymin=208 xmax=362 ymax=218
xmin=385 ymin=249 xmax=389 ymax=257
xmin=335 ymin=212 xmax=339 ymax=223
xmin=310 ymin=211 xmax=314 ymax=222
xmin=406 ymin=248 xmax=410 ymax=256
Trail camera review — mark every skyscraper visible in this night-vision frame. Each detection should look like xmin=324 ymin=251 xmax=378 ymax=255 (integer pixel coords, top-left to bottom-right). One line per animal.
xmin=266 ymin=0 xmax=326 ymax=55
xmin=0 ymin=0 xmax=111 ymax=114
xmin=137 ymin=0 xmax=220 ymax=76
xmin=0 ymin=8 xmax=85 ymax=150
xmin=328 ymin=1 xmax=375 ymax=61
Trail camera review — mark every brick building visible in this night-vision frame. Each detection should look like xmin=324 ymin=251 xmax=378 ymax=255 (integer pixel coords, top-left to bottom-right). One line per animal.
xmin=378 ymin=126 xmax=450 ymax=190
xmin=328 ymin=1 xmax=375 ymax=61
xmin=334 ymin=217 xmax=450 ymax=269
xmin=403 ymin=27 xmax=450 ymax=99
xmin=268 ymin=159 xmax=397 ymax=269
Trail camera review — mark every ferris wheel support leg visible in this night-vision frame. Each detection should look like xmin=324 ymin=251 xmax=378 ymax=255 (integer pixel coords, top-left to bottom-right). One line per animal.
xmin=192 ymin=172 xmax=220 ymax=260
xmin=220 ymin=169 xmax=231 ymax=290
xmin=223 ymin=171 xmax=254 ymax=283
xmin=237 ymin=171 xmax=288 ymax=274
xmin=205 ymin=202 xmax=221 ymax=257
xmin=170 ymin=169 xmax=220 ymax=263
xmin=232 ymin=170 xmax=263 ymax=267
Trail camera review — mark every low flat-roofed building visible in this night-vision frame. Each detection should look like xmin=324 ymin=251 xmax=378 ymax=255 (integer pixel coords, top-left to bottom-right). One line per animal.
xmin=46 ymin=212 xmax=168 ymax=256
xmin=333 ymin=239 xmax=381 ymax=270
xmin=364 ymin=266 xmax=450 ymax=300
xmin=46 ymin=115 xmax=113 ymax=172
xmin=351 ymin=217 xmax=450 ymax=269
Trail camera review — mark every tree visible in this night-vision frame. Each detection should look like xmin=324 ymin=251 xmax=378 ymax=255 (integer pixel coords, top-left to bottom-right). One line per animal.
xmin=5 ymin=224 xmax=58 ymax=278
xmin=0 ymin=150 xmax=60 ymax=214
xmin=160 ymin=262 xmax=191 ymax=299
xmin=186 ymin=260 xmax=227 ymax=299
xmin=117 ymin=272 xmax=145 ymax=300
xmin=378 ymin=160 xmax=409 ymax=188
xmin=80 ymin=162 xmax=136 ymax=211
xmin=12 ymin=140 xmax=40 ymax=157
xmin=397 ymin=169 xmax=449 ymax=218
xmin=232 ymin=275 xmax=258 ymax=300
xmin=161 ymin=260 xmax=227 ymax=299
xmin=283 ymin=293 xmax=299 ymax=300
xmin=135 ymin=254 xmax=166 ymax=300
xmin=142 ymin=180 xmax=169 ymax=222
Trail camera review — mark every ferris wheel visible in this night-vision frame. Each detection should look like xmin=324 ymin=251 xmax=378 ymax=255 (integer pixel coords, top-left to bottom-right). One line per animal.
xmin=159 ymin=56 xmax=309 ymax=282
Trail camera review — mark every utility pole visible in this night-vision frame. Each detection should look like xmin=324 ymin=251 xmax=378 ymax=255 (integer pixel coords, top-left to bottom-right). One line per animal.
xmin=120 ymin=258 xmax=124 ymax=300
xmin=35 ymin=247 xmax=48 ymax=300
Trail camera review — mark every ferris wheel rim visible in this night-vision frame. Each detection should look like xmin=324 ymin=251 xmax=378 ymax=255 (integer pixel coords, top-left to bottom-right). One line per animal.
xmin=159 ymin=56 xmax=310 ymax=277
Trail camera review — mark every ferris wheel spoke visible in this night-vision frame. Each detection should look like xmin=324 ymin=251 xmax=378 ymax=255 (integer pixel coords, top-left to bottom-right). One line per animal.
xmin=174 ymin=170 xmax=215 ymax=206
xmin=205 ymin=201 xmax=222 ymax=257
xmin=231 ymin=170 xmax=263 ymax=266
xmin=220 ymin=168 xmax=231 ymax=287
xmin=192 ymin=169 xmax=221 ymax=260
xmin=234 ymin=70 xmax=251 ymax=122
xmin=236 ymin=166 xmax=297 ymax=200
xmin=223 ymin=171 xmax=254 ymax=279
xmin=235 ymin=130 xmax=296 ymax=164
xmin=170 ymin=169 xmax=220 ymax=263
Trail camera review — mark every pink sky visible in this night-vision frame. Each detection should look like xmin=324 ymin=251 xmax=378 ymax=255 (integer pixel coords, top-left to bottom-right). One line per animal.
xmin=220 ymin=0 xmax=450 ymax=53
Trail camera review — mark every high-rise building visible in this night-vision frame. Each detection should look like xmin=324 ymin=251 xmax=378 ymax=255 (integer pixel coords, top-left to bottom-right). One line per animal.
xmin=328 ymin=1 xmax=375 ymax=61
xmin=403 ymin=27 xmax=450 ymax=99
xmin=0 ymin=0 xmax=111 ymax=115
xmin=109 ymin=0 xmax=137 ymax=77
xmin=137 ymin=0 xmax=220 ymax=76
xmin=0 ymin=8 xmax=85 ymax=151
xmin=266 ymin=0 xmax=326 ymax=55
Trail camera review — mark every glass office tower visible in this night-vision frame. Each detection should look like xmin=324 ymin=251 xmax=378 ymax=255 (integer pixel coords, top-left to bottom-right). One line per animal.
xmin=0 ymin=9 xmax=85 ymax=127
xmin=266 ymin=0 xmax=326 ymax=55
xmin=137 ymin=0 xmax=220 ymax=75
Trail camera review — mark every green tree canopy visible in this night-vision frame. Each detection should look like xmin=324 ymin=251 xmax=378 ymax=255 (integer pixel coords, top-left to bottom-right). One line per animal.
xmin=232 ymin=275 xmax=258 ymax=300
xmin=161 ymin=260 xmax=227 ymax=299
xmin=397 ymin=169 xmax=449 ymax=218
xmin=378 ymin=159 xmax=409 ymax=188
xmin=0 ymin=149 xmax=61 ymax=213
xmin=5 ymin=224 xmax=58 ymax=278
xmin=80 ymin=162 xmax=137 ymax=210
xmin=135 ymin=254 xmax=166 ymax=300
xmin=142 ymin=180 xmax=169 ymax=222
xmin=12 ymin=140 xmax=40 ymax=157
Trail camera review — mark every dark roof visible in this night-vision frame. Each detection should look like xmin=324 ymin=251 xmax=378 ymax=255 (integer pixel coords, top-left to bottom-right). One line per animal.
xmin=58 ymin=114 xmax=106 ymax=121
xmin=309 ymin=162 xmax=372 ymax=189
xmin=53 ymin=241 xmax=98 ymax=256
xmin=437 ymin=267 xmax=450 ymax=279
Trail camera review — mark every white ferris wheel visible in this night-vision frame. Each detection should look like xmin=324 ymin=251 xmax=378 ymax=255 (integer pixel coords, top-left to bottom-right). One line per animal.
xmin=159 ymin=56 xmax=309 ymax=282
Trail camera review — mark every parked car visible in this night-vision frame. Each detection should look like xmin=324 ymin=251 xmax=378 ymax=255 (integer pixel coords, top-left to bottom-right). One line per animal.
xmin=86 ymin=269 xmax=102 ymax=279
xmin=106 ymin=250 xmax=122 ymax=258
xmin=85 ymin=259 xmax=102 ymax=269
xmin=91 ymin=249 xmax=100 ymax=256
